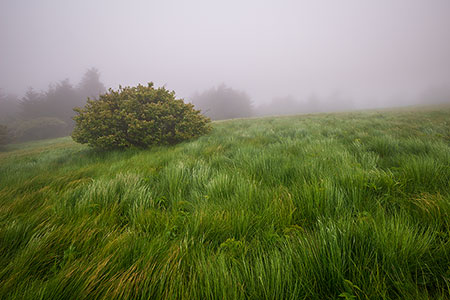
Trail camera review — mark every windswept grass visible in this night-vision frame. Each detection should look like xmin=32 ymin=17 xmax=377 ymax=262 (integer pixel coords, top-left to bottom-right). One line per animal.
xmin=1 ymin=107 xmax=449 ymax=299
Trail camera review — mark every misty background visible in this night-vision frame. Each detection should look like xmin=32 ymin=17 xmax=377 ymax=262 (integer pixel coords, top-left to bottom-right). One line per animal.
xmin=1 ymin=0 xmax=450 ymax=141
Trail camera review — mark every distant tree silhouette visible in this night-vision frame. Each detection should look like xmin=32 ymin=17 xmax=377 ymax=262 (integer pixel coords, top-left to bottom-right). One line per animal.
xmin=19 ymin=87 xmax=45 ymax=120
xmin=45 ymin=79 xmax=80 ymax=124
xmin=20 ymin=80 xmax=78 ymax=125
xmin=255 ymin=95 xmax=303 ymax=116
xmin=15 ymin=117 xmax=68 ymax=142
xmin=15 ymin=67 xmax=107 ymax=141
xmin=191 ymin=84 xmax=253 ymax=120
xmin=0 ymin=124 xmax=10 ymax=146
xmin=19 ymin=68 xmax=106 ymax=127
xmin=254 ymin=92 xmax=355 ymax=117
xmin=0 ymin=91 xmax=19 ymax=124
xmin=77 ymin=67 xmax=106 ymax=100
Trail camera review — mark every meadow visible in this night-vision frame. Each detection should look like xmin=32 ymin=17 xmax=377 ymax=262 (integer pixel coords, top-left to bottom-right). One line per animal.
xmin=0 ymin=106 xmax=449 ymax=299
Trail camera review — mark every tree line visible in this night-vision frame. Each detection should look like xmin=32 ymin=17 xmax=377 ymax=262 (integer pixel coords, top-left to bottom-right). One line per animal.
xmin=191 ymin=84 xmax=450 ymax=120
xmin=190 ymin=85 xmax=355 ymax=120
xmin=2 ymin=70 xmax=448 ymax=147
xmin=0 ymin=68 xmax=105 ymax=145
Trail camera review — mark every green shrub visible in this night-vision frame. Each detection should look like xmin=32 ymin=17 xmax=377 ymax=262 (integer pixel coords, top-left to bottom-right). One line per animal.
xmin=0 ymin=124 xmax=11 ymax=146
xmin=15 ymin=117 xmax=68 ymax=142
xmin=72 ymin=83 xmax=211 ymax=149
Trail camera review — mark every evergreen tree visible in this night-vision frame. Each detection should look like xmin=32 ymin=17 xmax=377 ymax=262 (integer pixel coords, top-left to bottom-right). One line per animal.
xmin=20 ymin=87 xmax=45 ymax=120
xmin=0 ymin=90 xmax=19 ymax=124
xmin=191 ymin=84 xmax=253 ymax=120
xmin=77 ymin=68 xmax=106 ymax=100
xmin=45 ymin=79 xmax=79 ymax=124
xmin=0 ymin=125 xmax=10 ymax=146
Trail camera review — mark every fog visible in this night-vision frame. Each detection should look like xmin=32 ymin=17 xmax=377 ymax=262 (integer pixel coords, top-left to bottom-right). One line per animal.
xmin=1 ymin=0 xmax=450 ymax=113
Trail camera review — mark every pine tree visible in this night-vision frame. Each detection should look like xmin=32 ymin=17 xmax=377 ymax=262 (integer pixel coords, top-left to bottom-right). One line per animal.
xmin=77 ymin=68 xmax=106 ymax=100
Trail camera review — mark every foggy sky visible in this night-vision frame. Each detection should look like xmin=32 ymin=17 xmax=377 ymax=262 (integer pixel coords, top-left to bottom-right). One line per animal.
xmin=1 ymin=0 xmax=450 ymax=107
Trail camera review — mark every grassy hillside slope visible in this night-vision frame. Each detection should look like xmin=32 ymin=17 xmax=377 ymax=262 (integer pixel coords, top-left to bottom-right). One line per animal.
xmin=1 ymin=107 xmax=449 ymax=299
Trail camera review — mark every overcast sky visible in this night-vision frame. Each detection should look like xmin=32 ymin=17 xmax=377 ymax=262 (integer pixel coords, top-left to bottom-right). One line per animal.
xmin=1 ymin=0 xmax=449 ymax=106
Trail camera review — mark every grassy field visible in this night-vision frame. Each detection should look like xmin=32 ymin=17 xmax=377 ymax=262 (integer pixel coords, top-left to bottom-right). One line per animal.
xmin=0 ymin=106 xmax=449 ymax=299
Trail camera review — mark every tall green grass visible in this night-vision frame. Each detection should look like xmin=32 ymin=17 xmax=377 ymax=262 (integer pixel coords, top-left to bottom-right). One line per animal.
xmin=1 ymin=107 xmax=449 ymax=299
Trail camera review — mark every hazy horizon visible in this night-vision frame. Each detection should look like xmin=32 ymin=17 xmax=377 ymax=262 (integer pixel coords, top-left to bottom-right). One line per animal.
xmin=1 ymin=0 xmax=450 ymax=108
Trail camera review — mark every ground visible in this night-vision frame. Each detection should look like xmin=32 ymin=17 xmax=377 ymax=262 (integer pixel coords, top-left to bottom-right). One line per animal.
xmin=0 ymin=106 xmax=449 ymax=299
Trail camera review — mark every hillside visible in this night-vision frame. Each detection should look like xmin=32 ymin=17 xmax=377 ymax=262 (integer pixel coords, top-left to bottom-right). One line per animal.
xmin=0 ymin=107 xmax=449 ymax=299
